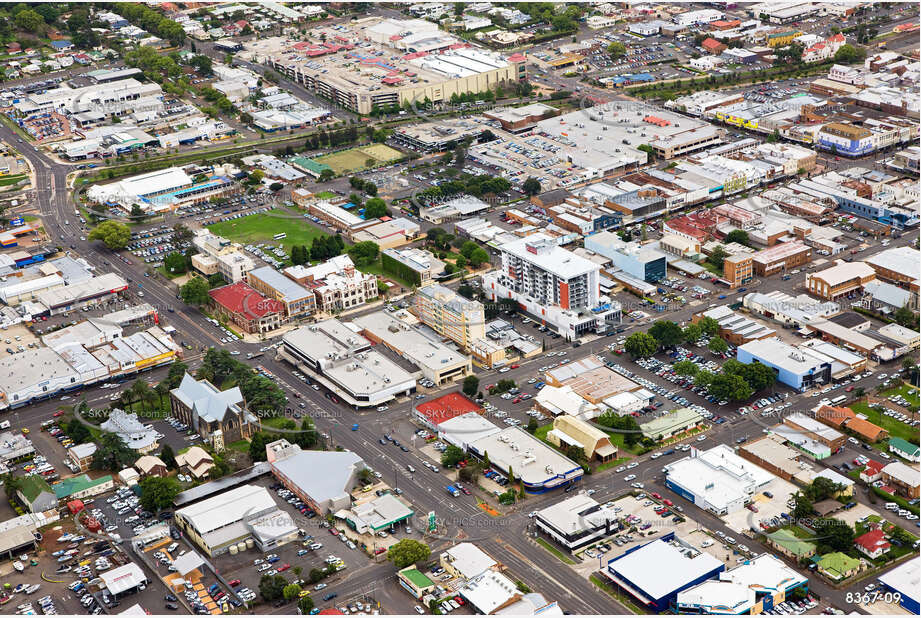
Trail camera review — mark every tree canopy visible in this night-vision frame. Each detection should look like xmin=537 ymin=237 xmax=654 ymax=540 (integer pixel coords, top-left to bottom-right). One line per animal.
xmin=88 ymin=221 xmax=131 ymax=250
xmin=387 ymin=539 xmax=431 ymax=569
xmin=139 ymin=476 xmax=181 ymax=511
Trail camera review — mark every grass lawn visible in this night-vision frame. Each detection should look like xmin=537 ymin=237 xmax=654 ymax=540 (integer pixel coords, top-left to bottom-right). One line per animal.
xmin=0 ymin=174 xmax=27 ymax=187
xmin=358 ymin=257 xmax=414 ymax=288
xmin=314 ymin=191 xmax=337 ymax=200
xmin=881 ymin=382 xmax=920 ymax=408
xmin=536 ymin=537 xmax=576 ymax=564
xmin=595 ymin=457 xmax=630 ymax=473
xmin=849 ymin=401 xmax=918 ymax=444
xmin=782 ymin=525 xmax=817 ymax=540
xmin=314 ymin=144 xmax=403 ymax=174
xmin=226 ymin=439 xmax=250 ymax=453
xmin=207 ymin=209 xmax=329 ymax=256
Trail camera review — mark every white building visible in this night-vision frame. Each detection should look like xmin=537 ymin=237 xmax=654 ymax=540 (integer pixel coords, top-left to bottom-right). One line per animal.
xmin=664 ymin=444 xmax=774 ymax=515
xmin=534 ymin=494 xmax=619 ymax=550
xmin=673 ymin=8 xmax=723 ymax=27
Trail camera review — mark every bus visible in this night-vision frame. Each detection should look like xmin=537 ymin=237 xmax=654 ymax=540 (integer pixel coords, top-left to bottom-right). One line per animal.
xmin=830 ymin=395 xmax=847 ymax=406
xmin=273 ymin=233 xmax=287 ymax=240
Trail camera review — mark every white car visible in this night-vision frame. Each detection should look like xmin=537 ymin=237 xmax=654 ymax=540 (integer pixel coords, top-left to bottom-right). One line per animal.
xmin=624 ymin=474 xmax=636 ymax=482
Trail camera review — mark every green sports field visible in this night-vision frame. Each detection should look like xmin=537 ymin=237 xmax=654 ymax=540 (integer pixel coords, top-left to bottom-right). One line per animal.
xmin=314 ymin=144 xmax=403 ymax=174
xmin=207 ymin=209 xmax=328 ymax=254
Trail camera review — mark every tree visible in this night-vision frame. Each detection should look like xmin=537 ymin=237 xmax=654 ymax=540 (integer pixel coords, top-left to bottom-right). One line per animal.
xmin=814 ymin=518 xmax=855 ymax=554
xmin=697 ymin=316 xmax=720 ymax=338
xmin=649 ymin=320 xmax=683 ymax=348
xmin=894 ymin=305 xmax=919 ymax=330
xmin=269 ymin=182 xmax=284 ymax=192
xmin=347 ymin=241 xmax=380 ymax=267
xmin=462 ymin=375 xmax=480 ymax=398
xmin=298 ymin=596 xmax=315 ymax=614
xmin=166 ymin=361 xmax=189 ymax=389
xmin=283 ymin=584 xmax=301 ymax=602
xmin=318 ymin=168 xmax=335 ymax=182
xmin=709 ymin=246 xmax=729 ymax=269
xmin=88 ymin=220 xmax=131 ymax=250
xmin=468 ymin=248 xmax=489 ymax=268
xmin=14 ymin=8 xmax=44 ymax=32
xmin=249 ymin=432 xmax=272 ymax=462
xmin=191 ymin=54 xmax=213 ymax=75
xmin=607 ymin=41 xmax=627 ymax=58
xmin=139 ymin=476 xmax=181 ymax=511
xmin=673 ymin=360 xmax=699 ymax=377
xmin=682 ymin=324 xmax=702 ymax=344
xmin=441 ymin=445 xmax=466 ymax=468
xmin=164 ymin=252 xmax=188 ymax=274
xmin=259 ymin=575 xmax=288 ymax=601
xmin=624 ymin=332 xmax=657 ymax=359
xmin=363 ymin=197 xmax=388 ymax=219
xmin=160 ymin=444 xmax=177 ymax=470
xmin=93 ymin=432 xmax=138 ymax=471
xmin=791 ymin=491 xmax=813 ymax=520
xmin=67 ymin=418 xmax=92 ymax=443
xmin=834 ymin=44 xmax=866 ymax=64
xmin=707 ymin=336 xmax=729 ymax=356
xmin=522 ymin=177 xmax=541 ymax=196
xmin=725 ymin=230 xmax=750 ymax=246
xmin=526 ymin=416 xmax=538 ymax=434
xmin=707 ymin=373 xmax=753 ymax=402
xmin=387 ymin=539 xmax=431 ymax=569
xmin=180 ymin=277 xmax=211 ymax=306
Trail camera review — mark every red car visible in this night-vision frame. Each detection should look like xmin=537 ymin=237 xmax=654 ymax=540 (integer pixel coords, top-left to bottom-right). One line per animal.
xmin=278 ymin=564 xmax=291 ymax=572
xmin=330 ymin=528 xmax=339 ymax=536
xmin=651 ymin=493 xmax=661 ymax=500
xmin=663 ymin=499 xmax=673 ymax=507
xmin=228 ymin=580 xmax=241 ymax=587
xmin=53 ymin=410 xmax=64 ymax=417
xmin=512 ymin=396 xmax=522 ymax=404
xmin=510 ymin=364 xmax=520 ymax=369
xmin=454 ymin=597 xmax=465 ymax=606
xmin=374 ymin=547 xmax=385 ymax=555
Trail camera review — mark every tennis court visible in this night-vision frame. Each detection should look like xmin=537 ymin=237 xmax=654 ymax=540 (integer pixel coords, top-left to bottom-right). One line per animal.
xmin=314 ymin=144 xmax=404 ymax=174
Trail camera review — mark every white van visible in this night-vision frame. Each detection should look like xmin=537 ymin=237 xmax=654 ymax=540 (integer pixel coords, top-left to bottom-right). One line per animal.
xmin=885 ymin=502 xmax=898 ymax=511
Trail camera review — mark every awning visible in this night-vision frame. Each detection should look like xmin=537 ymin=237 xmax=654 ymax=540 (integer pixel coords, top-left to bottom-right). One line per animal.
xmin=596 ymin=444 xmax=617 ymax=458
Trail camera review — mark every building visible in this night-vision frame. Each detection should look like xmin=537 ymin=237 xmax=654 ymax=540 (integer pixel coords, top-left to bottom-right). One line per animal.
xmin=603 ymin=532 xmax=725 ymax=613
xmin=781 ymin=412 xmax=846 ymax=453
xmin=440 ymin=543 xmax=497 ymax=581
xmin=806 ymin=260 xmax=877 ymax=301
xmin=546 ymin=415 xmax=617 ymax=462
xmin=246 ymin=266 xmax=316 ymax=319
xmin=764 ymin=529 xmax=818 ymax=561
xmin=340 ymin=492 xmax=413 ymax=534
xmin=134 ymin=455 xmax=167 ymax=478
xmin=100 ymin=563 xmax=149 ymax=599
xmin=739 ymin=434 xmax=814 ymax=484
xmin=585 ymin=232 xmax=667 ymax=283
xmin=100 ymin=409 xmax=159 ymax=454
xmin=724 ymin=254 xmax=754 ymax=289
xmin=16 ymin=475 xmax=57 ymax=513
xmin=381 ymin=248 xmax=445 ymax=286
xmin=864 ymin=247 xmax=921 ymax=290
xmin=640 ymin=408 xmax=704 ymax=441
xmin=67 ymin=443 xmax=96 ymax=472
xmin=397 ymin=567 xmax=436 ymax=599
xmin=483 ymin=103 xmax=556 ymax=132
xmin=266 ymin=439 xmax=366 ymax=514
xmin=751 ymin=242 xmax=811 ymax=277
xmin=0 ymin=347 xmax=81 ymax=410
xmin=174 ymin=484 xmax=298 ymax=557
xmin=170 ymin=373 xmax=254 ymax=451
xmin=412 ymin=284 xmax=486 ymax=351
xmin=743 ymin=291 xmax=840 ymax=328
xmin=413 ymin=392 xmax=483 ymax=432
xmin=283 ymin=255 xmax=378 ymax=313
xmin=175 ymin=446 xmax=215 ymax=480
xmin=855 ymin=529 xmax=891 ymax=560
xmin=86 ymin=166 xmax=239 ymax=214
xmin=816 ymin=552 xmax=861 ymax=581
xmin=880 ymin=461 xmax=919 ymax=499
xmin=737 ymin=338 xmax=834 ymax=392
xmin=889 ymin=437 xmax=920 ymax=462
xmin=52 ymin=474 xmax=114 ymax=501
xmin=353 ymin=311 xmax=472 ymax=386
xmin=458 ymin=569 xmax=526 ymax=614
xmin=664 ymin=444 xmax=774 ymax=515
xmin=878 ymin=557 xmax=919 ymax=615
xmin=693 ymin=306 xmax=776 ymax=346
xmin=279 ymin=320 xmax=417 ymax=408
xmin=676 ymin=554 xmax=808 ymax=615
xmin=468 ymin=427 xmax=583 ymax=494
xmin=208 ymin=281 xmax=285 ymax=334
xmin=534 ymin=494 xmax=619 ymax=551
xmin=814 ymin=405 xmax=888 ymax=443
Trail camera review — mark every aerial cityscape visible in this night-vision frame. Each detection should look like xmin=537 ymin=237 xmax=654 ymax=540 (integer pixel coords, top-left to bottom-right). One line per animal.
xmin=0 ymin=1 xmax=916 ymax=616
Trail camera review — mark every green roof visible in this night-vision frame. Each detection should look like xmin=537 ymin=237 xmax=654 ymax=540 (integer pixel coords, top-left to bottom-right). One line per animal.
xmin=640 ymin=407 xmax=702 ymax=439
xmin=290 ymin=157 xmax=332 ymax=174
xmin=18 ymin=475 xmax=54 ymax=503
xmin=889 ymin=437 xmax=920 ymax=457
xmin=52 ymin=474 xmax=113 ymax=499
xmin=817 ymin=552 xmax=860 ymax=579
xmin=768 ymin=529 xmax=816 ymax=557
xmin=400 ymin=568 xmax=434 ymax=589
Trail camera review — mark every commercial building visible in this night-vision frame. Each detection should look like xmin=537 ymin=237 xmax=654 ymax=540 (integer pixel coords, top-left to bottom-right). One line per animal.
xmin=603 ymin=532 xmax=725 ymax=613
xmin=100 ymin=563 xmax=149 ymax=599
xmin=738 ymin=434 xmax=814 ymax=484
xmin=391 ymin=119 xmax=487 ymax=153
xmin=743 ymin=291 xmax=840 ymax=328
xmin=100 ymin=409 xmax=159 ymax=454
xmin=782 ymin=412 xmax=846 ymax=453
xmin=693 ymin=306 xmax=776 ymax=346
xmin=806 ymin=260 xmax=877 ymax=301
xmin=585 ymin=233 xmax=667 ymax=283
xmin=664 ymin=444 xmax=774 ymax=515
xmin=814 ymin=405 xmax=888 ymax=443
xmin=751 ymin=242 xmax=811 ymax=277
xmin=283 ymin=255 xmax=377 ymax=313
xmin=208 ymin=281 xmax=285 ymax=334
xmin=264 ymin=20 xmax=526 ymax=115
xmin=353 ymin=311 xmax=471 ymax=385
xmin=724 ymin=254 xmax=754 ymax=289
xmin=381 ymin=248 xmax=445 ymax=286
xmin=880 ymin=461 xmax=919 ymax=499
xmin=546 ymin=415 xmax=617 ymax=463
xmin=483 ymin=103 xmax=556 ymax=132
xmin=413 ymin=392 xmax=483 ymax=431
xmin=534 ymin=494 xmax=619 ymax=551
xmin=878 ymin=557 xmax=919 ymax=615
xmin=468 ymin=427 xmax=583 ymax=494
xmin=864 ymin=247 xmax=921 ymax=290
xmin=86 ymin=166 xmax=239 ymax=214
xmin=170 ymin=372 xmax=255 ymax=451
xmin=412 ymin=284 xmax=486 ymax=351
xmin=280 ymin=320 xmax=416 ymax=407
xmin=340 ymin=493 xmax=414 ymax=534
xmin=640 ymin=408 xmax=704 ymax=441
xmin=267 ymin=439 xmax=367 ymax=513
xmin=737 ymin=338 xmax=834 ymax=392
xmin=174 ymin=484 xmax=298 ymax=557
xmin=440 ymin=543 xmax=497 ymax=581
xmin=246 ymin=266 xmax=316 ymax=319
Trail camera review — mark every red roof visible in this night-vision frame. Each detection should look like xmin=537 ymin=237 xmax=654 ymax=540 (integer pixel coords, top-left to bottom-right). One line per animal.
xmin=415 ymin=393 xmax=482 ymax=427
xmin=318 ymin=610 xmax=344 ymax=615
xmin=702 ymin=37 xmax=725 ymax=51
xmin=862 ymin=460 xmax=885 ymax=477
xmin=208 ymin=282 xmax=283 ymax=320
xmin=855 ymin=529 xmax=890 ymax=554
xmin=507 ymin=53 xmax=526 ymax=63
xmin=827 ymin=33 xmax=845 ymax=43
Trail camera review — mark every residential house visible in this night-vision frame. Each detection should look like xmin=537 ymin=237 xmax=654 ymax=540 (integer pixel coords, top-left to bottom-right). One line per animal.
xmin=16 ymin=475 xmax=57 ymax=513
xmin=134 ymin=455 xmax=168 ymax=478
xmin=816 ymin=552 xmax=861 ymax=581
xmin=889 ymin=437 xmax=920 ymax=462
xmin=880 ymin=461 xmax=920 ymax=499
xmin=854 ymin=528 xmax=890 ymax=560
xmin=175 ymin=446 xmax=215 ymax=480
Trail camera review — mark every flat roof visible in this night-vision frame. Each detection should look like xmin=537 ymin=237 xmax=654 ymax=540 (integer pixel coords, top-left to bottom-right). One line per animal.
xmin=352 ymin=311 xmax=469 ymax=374
xmin=0 ymin=348 xmax=77 ymax=395
xmin=864 ymin=246 xmax=920 ymax=277
xmin=416 ymin=392 xmax=482 ymax=426
xmin=809 ymin=260 xmax=876 ymax=287
xmin=100 ymin=563 xmax=147 ymax=596
xmin=879 ymin=557 xmax=919 ymax=603
xmin=720 ymin=554 xmax=807 ymax=594
xmin=607 ymin=535 xmax=724 ymax=602
xmin=665 ymin=445 xmax=773 ymax=511
xmin=442 ymin=542 xmax=497 ymax=580
xmin=498 ymin=233 xmax=599 ymax=280
xmin=535 ymin=494 xmax=617 ymax=534
xmin=468 ymin=427 xmax=581 ymax=486
xmin=677 ymin=580 xmax=755 ymax=614
xmin=248 ymin=266 xmax=312 ymax=302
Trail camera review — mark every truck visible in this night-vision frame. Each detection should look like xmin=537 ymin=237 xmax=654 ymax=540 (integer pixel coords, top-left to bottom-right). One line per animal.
xmin=445 ymin=485 xmax=460 ymax=497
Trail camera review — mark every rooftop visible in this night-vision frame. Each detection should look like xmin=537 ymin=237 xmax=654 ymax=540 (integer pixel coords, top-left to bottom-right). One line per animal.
xmin=415 ymin=392 xmax=482 ymax=427
xmin=468 ymin=426 xmax=581 ymax=486
xmin=208 ymin=281 xmax=283 ymax=319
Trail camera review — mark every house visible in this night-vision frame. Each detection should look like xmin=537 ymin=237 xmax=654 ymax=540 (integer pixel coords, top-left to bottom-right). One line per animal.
xmin=546 ymin=415 xmax=617 ymax=462
xmin=118 ymin=467 xmax=140 ymax=486
xmin=701 ymin=38 xmax=727 ymax=55
xmin=854 ymin=528 xmax=890 ymax=560
xmin=134 ymin=455 xmax=168 ymax=478
xmin=816 ymin=552 xmax=861 ymax=581
xmin=814 ymin=405 xmax=889 ymax=443
xmin=889 ymin=437 xmax=920 ymax=462
xmin=100 ymin=409 xmax=159 ymax=454
xmin=16 ymin=475 xmax=57 ymax=513
xmin=880 ymin=461 xmax=920 ymax=499
xmin=860 ymin=460 xmax=885 ymax=483
xmin=170 ymin=373 xmax=254 ymax=451
xmin=175 ymin=446 xmax=214 ymax=480
xmin=52 ymin=474 xmax=114 ymax=501
xmin=765 ymin=528 xmax=817 ymax=560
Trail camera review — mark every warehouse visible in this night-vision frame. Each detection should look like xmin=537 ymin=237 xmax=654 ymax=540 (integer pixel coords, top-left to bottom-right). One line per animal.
xmin=267 ymin=439 xmax=367 ymax=514
xmin=878 ymin=557 xmax=919 ymax=615
xmin=603 ymin=532 xmax=725 ymax=612
xmin=174 ymin=484 xmax=297 ymax=557
xmin=664 ymin=445 xmax=774 ymax=515
xmin=737 ymin=337 xmax=832 ymax=392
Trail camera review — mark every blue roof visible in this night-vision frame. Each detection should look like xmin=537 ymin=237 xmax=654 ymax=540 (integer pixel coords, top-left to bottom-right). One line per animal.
xmin=51 ymin=40 xmax=73 ymax=49
xmin=629 ymin=73 xmax=655 ymax=82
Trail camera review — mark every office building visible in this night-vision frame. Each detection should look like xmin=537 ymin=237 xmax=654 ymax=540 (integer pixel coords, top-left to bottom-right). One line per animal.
xmin=584 ymin=232 xmax=667 ymax=283
xmin=534 ymin=494 xmax=619 ymax=551
xmin=412 ymin=284 xmax=486 ymax=350
xmin=283 ymin=255 xmax=377 ymax=313
xmin=381 ymin=248 xmax=445 ymax=286
xmin=751 ymin=242 xmax=811 ymax=276
xmin=724 ymin=254 xmax=754 ymax=289
xmin=664 ymin=444 xmax=774 ymax=515
xmin=266 ymin=439 xmax=367 ymax=513
xmin=208 ymin=281 xmax=285 ymax=334
xmin=468 ymin=427 xmax=583 ymax=494
xmin=246 ymin=266 xmax=316 ymax=319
